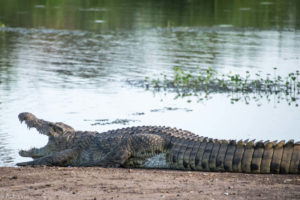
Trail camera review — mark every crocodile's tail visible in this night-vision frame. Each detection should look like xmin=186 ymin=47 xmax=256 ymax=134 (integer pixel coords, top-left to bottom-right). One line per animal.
xmin=169 ymin=137 xmax=300 ymax=173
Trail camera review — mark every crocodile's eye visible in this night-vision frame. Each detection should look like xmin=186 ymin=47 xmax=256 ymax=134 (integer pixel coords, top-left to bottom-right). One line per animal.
xmin=54 ymin=126 xmax=63 ymax=133
xmin=50 ymin=123 xmax=63 ymax=133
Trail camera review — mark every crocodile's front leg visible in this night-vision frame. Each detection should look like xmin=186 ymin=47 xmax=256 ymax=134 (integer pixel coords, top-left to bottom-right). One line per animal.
xmin=81 ymin=134 xmax=167 ymax=167
xmin=17 ymin=149 xmax=78 ymax=166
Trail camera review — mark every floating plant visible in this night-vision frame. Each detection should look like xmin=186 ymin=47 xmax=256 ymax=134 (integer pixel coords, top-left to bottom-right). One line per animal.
xmin=139 ymin=67 xmax=300 ymax=106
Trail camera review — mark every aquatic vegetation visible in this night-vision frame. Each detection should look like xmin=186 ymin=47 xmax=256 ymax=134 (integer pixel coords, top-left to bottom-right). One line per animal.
xmin=86 ymin=118 xmax=139 ymax=126
xmin=143 ymin=67 xmax=300 ymax=106
xmin=0 ymin=20 xmax=5 ymax=28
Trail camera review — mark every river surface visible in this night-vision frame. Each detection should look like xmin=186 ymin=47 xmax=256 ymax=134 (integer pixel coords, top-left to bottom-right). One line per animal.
xmin=0 ymin=0 xmax=300 ymax=166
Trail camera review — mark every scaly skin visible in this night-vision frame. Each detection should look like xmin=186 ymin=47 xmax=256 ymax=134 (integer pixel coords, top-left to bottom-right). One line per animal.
xmin=17 ymin=112 xmax=300 ymax=174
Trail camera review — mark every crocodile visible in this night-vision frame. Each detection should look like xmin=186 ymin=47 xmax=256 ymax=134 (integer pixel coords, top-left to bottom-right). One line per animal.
xmin=17 ymin=112 xmax=300 ymax=174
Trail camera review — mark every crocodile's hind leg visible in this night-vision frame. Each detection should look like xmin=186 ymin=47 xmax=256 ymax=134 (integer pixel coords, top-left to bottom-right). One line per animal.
xmin=83 ymin=134 xmax=167 ymax=167
xmin=16 ymin=149 xmax=78 ymax=166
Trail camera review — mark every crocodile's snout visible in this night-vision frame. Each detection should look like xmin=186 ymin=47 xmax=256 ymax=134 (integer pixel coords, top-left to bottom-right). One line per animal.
xmin=19 ymin=149 xmax=29 ymax=157
xmin=18 ymin=112 xmax=36 ymax=123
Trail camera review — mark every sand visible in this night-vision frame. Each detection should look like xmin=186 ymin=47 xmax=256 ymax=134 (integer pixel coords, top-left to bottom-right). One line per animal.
xmin=0 ymin=167 xmax=300 ymax=200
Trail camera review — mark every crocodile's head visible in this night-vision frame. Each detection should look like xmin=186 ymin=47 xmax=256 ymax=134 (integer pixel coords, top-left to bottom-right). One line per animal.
xmin=18 ymin=112 xmax=75 ymax=160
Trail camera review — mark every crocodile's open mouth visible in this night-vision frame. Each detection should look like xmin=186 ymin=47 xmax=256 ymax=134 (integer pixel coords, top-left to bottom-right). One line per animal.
xmin=18 ymin=112 xmax=76 ymax=163
xmin=18 ymin=112 xmax=61 ymax=160
xmin=18 ymin=115 xmax=47 ymax=159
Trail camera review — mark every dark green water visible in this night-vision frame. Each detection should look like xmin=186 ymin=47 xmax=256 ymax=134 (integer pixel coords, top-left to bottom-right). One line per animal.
xmin=1 ymin=0 xmax=299 ymax=30
xmin=0 ymin=0 xmax=300 ymax=166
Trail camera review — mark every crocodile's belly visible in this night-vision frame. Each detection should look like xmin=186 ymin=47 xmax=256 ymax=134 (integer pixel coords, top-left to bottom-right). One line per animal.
xmin=141 ymin=153 xmax=170 ymax=169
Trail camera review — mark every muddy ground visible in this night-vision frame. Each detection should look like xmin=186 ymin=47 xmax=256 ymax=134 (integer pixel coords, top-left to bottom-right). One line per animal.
xmin=0 ymin=167 xmax=300 ymax=200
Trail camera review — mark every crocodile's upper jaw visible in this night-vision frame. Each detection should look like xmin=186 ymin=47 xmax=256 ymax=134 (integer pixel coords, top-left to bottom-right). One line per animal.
xmin=18 ymin=112 xmax=54 ymax=136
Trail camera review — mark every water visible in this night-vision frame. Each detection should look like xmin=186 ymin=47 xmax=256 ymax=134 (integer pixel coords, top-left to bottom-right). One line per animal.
xmin=0 ymin=0 xmax=300 ymax=166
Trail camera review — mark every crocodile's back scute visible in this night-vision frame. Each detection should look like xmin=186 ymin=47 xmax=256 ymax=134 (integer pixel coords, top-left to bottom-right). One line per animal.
xmin=208 ymin=140 xmax=221 ymax=171
xmin=194 ymin=138 xmax=208 ymax=171
xmin=280 ymin=140 xmax=294 ymax=173
xmin=232 ymin=140 xmax=245 ymax=173
xmin=270 ymin=141 xmax=284 ymax=173
xmin=260 ymin=141 xmax=274 ymax=173
xmin=289 ymin=142 xmax=300 ymax=173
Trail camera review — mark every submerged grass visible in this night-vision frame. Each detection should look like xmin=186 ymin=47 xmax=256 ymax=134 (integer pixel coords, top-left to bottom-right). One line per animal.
xmin=143 ymin=67 xmax=300 ymax=106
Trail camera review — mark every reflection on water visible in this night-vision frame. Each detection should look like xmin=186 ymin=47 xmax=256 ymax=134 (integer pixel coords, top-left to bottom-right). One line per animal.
xmin=0 ymin=0 xmax=300 ymax=166
xmin=1 ymin=0 xmax=299 ymax=31
xmin=0 ymin=132 xmax=14 ymax=166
